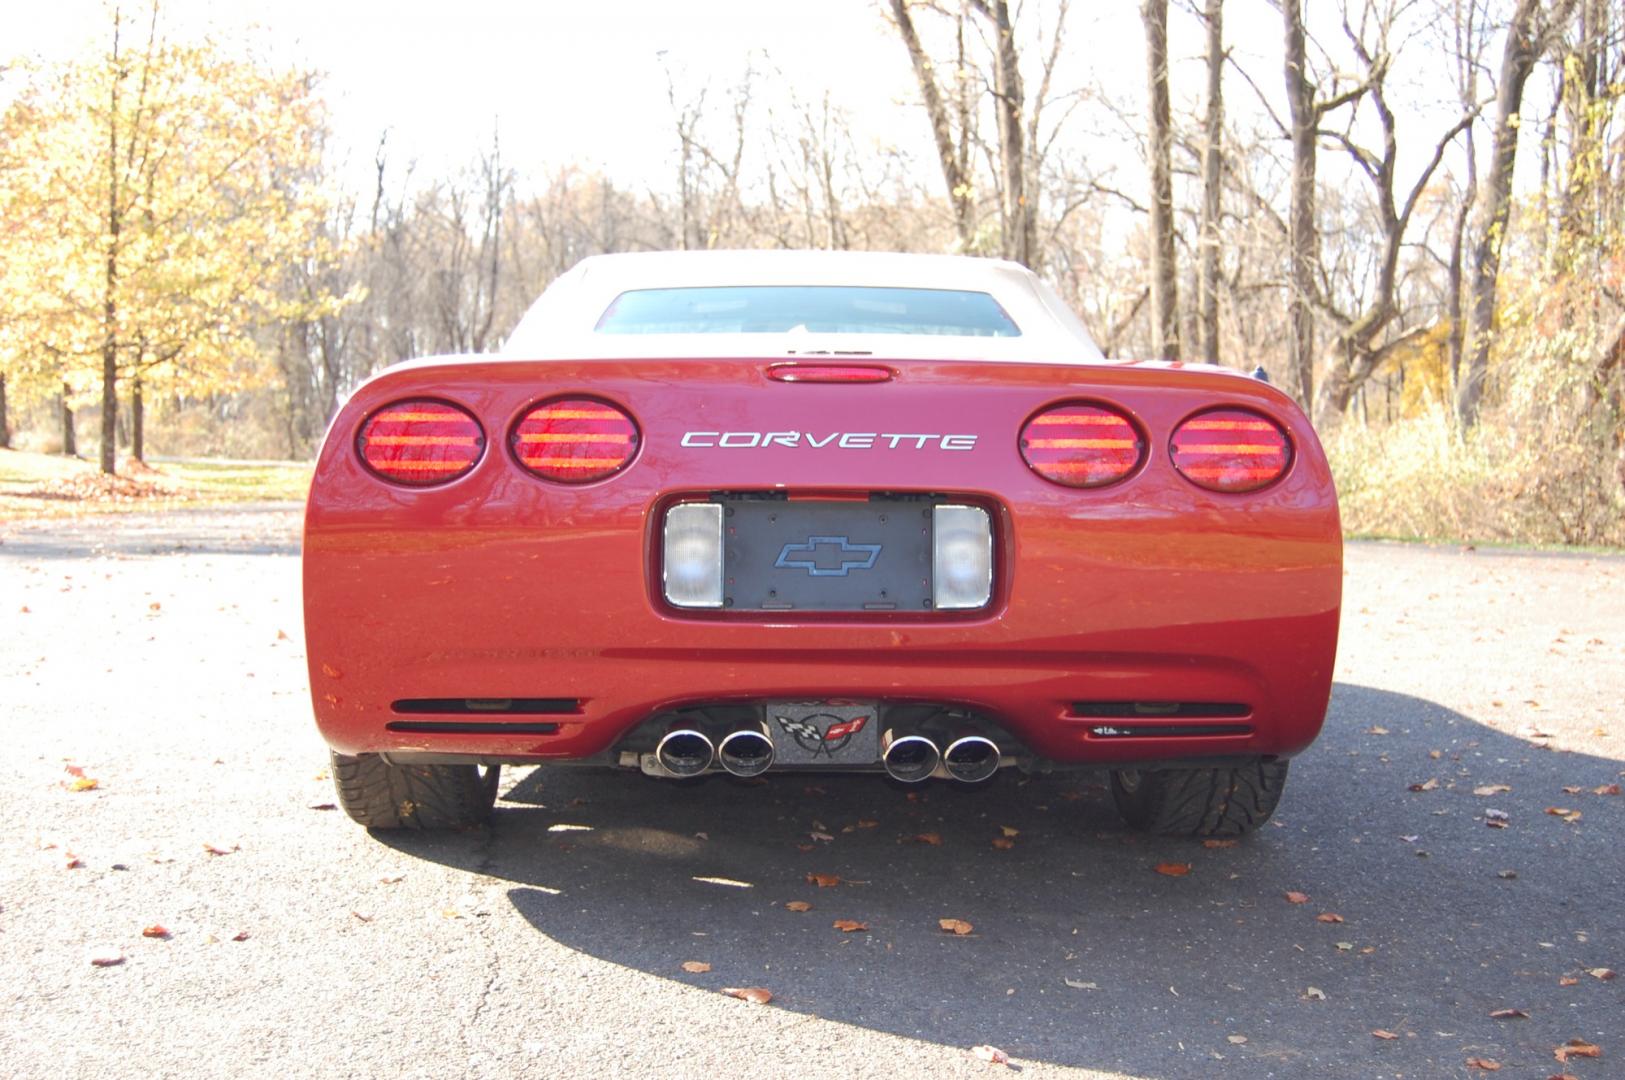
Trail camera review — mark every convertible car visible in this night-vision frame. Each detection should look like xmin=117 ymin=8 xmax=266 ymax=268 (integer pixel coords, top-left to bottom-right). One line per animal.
xmin=304 ymin=250 xmax=1340 ymax=836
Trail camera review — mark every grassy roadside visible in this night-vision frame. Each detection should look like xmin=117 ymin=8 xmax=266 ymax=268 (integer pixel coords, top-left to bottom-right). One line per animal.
xmin=0 ymin=448 xmax=311 ymax=520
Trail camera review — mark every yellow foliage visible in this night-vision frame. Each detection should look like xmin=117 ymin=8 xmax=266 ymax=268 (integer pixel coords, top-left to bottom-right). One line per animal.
xmin=0 ymin=7 xmax=339 ymax=405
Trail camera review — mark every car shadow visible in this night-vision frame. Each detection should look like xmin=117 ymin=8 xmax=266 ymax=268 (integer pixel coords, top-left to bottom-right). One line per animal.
xmin=377 ymin=683 xmax=1623 ymax=1077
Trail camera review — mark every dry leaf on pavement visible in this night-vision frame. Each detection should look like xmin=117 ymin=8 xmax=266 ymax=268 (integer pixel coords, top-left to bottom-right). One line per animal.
xmin=1587 ymin=968 xmax=1616 ymax=980
xmin=1154 ymin=862 xmax=1191 ymax=877
xmin=1202 ymin=838 xmax=1239 ymax=849
xmin=805 ymin=872 xmax=841 ymax=887
xmin=999 ymin=825 xmax=1019 ymax=838
xmin=681 ymin=961 xmax=711 ymax=973
xmin=1488 ymin=1008 xmax=1528 ymax=1019
xmin=1316 ymin=913 xmax=1344 ymax=923
xmin=785 ymin=901 xmax=811 ymax=912
xmin=1284 ymin=891 xmax=1310 ymax=904
xmin=939 ymin=918 xmax=974 ymax=935
xmin=969 ymin=1044 xmax=1009 ymax=1065
xmin=141 ymin=925 xmax=171 ymax=939
xmin=833 ymin=919 xmax=868 ymax=932
xmin=1553 ymin=1039 xmax=1601 ymax=1063
xmin=1464 ymin=1057 xmax=1500 ymax=1071
xmin=991 ymin=837 xmax=1015 ymax=850
xmin=1372 ymin=1029 xmax=1399 ymax=1040
xmin=720 ymin=987 xmax=772 ymax=1005
xmin=911 ymin=832 xmax=943 ymax=846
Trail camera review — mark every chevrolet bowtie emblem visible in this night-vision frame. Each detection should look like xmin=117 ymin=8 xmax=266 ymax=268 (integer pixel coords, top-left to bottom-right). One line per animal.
xmin=774 ymin=536 xmax=882 ymax=577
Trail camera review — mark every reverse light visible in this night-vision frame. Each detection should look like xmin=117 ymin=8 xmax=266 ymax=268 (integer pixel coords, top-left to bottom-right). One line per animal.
xmin=356 ymin=399 xmax=484 ymax=486
xmin=1019 ymin=402 xmax=1144 ymax=488
xmin=511 ymin=396 xmax=639 ymax=483
xmin=663 ymin=503 xmax=724 ymax=608
xmin=1170 ymin=407 xmax=1292 ymax=493
xmin=932 ymin=504 xmax=992 ymax=610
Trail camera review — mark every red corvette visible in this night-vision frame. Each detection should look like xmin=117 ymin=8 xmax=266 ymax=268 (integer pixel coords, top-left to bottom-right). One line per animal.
xmin=304 ymin=251 xmax=1340 ymax=836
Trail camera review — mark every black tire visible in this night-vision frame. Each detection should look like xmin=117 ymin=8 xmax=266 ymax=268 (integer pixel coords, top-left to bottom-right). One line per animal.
xmin=330 ymin=752 xmax=501 ymax=830
xmin=1109 ymin=759 xmax=1289 ymax=837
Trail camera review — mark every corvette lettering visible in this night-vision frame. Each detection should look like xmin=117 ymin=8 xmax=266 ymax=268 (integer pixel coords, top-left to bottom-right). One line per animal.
xmin=680 ymin=431 xmax=977 ymax=450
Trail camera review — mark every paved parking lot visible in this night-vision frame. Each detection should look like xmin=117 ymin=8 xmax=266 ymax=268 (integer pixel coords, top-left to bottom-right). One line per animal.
xmin=1 ymin=508 xmax=1620 ymax=1078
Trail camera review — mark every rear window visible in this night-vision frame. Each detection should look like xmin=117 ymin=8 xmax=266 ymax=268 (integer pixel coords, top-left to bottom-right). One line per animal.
xmin=593 ymin=286 xmax=1021 ymax=337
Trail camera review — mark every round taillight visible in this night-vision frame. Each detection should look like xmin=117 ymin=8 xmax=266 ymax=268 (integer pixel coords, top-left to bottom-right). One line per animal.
xmin=356 ymin=399 xmax=484 ymax=486
xmin=511 ymin=396 xmax=639 ymax=483
xmin=1170 ymin=407 xmax=1292 ymax=493
xmin=1019 ymin=402 xmax=1144 ymax=488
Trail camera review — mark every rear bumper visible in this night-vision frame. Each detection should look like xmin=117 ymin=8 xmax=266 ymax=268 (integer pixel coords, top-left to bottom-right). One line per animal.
xmin=303 ymin=357 xmax=1341 ymax=768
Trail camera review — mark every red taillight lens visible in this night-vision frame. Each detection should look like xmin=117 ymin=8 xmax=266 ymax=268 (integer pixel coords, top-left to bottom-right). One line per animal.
xmin=1170 ymin=407 xmax=1292 ymax=492
xmin=1019 ymin=402 xmax=1144 ymax=488
xmin=357 ymin=399 xmax=484 ymax=486
xmin=511 ymin=396 xmax=639 ymax=483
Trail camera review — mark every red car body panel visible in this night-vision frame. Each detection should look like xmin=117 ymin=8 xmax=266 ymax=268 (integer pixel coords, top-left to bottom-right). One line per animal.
xmin=303 ymin=354 xmax=1341 ymax=768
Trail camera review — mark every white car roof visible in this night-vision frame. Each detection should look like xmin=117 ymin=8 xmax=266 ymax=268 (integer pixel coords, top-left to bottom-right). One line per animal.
xmin=503 ymin=250 xmax=1104 ymax=363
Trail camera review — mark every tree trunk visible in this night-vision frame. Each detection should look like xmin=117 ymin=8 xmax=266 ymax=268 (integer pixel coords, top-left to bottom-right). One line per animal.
xmin=983 ymin=0 xmax=1034 ymax=268
xmin=1197 ymin=0 xmax=1224 ymax=366
xmin=100 ymin=17 xmax=123 ymax=476
xmin=131 ymin=375 xmax=144 ymax=463
xmin=1142 ymin=0 xmax=1179 ymax=359
xmin=0 ymin=374 xmax=9 ymax=450
xmin=62 ymin=383 xmax=77 ymax=457
xmin=1456 ymin=0 xmax=1575 ymax=426
xmin=889 ymin=0 xmax=977 ymax=252
xmin=1281 ymin=0 xmax=1317 ymax=409
xmin=1447 ymin=127 xmax=1477 ymax=392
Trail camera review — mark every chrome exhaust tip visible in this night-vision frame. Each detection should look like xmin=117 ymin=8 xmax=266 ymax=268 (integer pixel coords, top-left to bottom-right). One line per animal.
xmin=942 ymin=735 xmax=1000 ymax=783
xmin=717 ymin=727 xmax=775 ymax=778
xmin=881 ymin=730 xmax=940 ymax=784
xmin=655 ymin=729 xmax=715 ymax=777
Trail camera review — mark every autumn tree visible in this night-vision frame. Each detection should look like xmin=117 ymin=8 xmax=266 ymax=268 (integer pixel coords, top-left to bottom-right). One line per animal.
xmin=1 ymin=3 xmax=333 ymax=472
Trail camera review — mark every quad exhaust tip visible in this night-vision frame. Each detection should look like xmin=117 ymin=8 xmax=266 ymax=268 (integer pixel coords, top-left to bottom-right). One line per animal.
xmin=655 ymin=729 xmax=715 ymax=777
xmin=717 ymin=727 xmax=775 ymax=778
xmin=881 ymin=730 xmax=940 ymax=784
xmin=942 ymin=735 xmax=1000 ymax=783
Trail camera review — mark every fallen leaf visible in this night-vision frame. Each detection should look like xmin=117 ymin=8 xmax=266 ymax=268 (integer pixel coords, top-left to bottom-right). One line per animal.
xmin=1336 ymin=942 xmax=1354 ymax=951
xmin=1202 ymin=838 xmax=1239 ymax=849
xmin=1474 ymin=785 xmax=1512 ymax=796
xmin=1285 ymin=891 xmax=1310 ymax=904
xmin=720 ymin=986 xmax=772 ymax=1005
xmin=230 ymin=930 xmax=250 ymax=942
xmin=141 ymin=925 xmax=171 ymax=939
xmin=1316 ymin=913 xmax=1344 ymax=923
xmin=1409 ymin=778 xmax=1439 ymax=792
xmin=1563 ymin=785 xmax=1584 ymax=794
xmin=784 ymin=901 xmax=811 ymax=912
xmin=999 ymin=825 xmax=1019 ymax=838
xmin=806 ymin=873 xmax=841 ymax=888
xmin=1489 ymin=1008 xmax=1529 ymax=1019
xmin=681 ymin=961 xmax=711 ymax=973
xmin=1498 ymin=870 xmax=1518 ymax=879
xmin=1367 ymin=725 xmax=1390 ymax=735
xmin=350 ymin=911 xmax=372 ymax=923
xmin=1304 ymin=986 xmax=1326 ymax=1000
xmin=1063 ymin=978 xmax=1098 ymax=990
xmin=1559 ymin=976 xmax=1580 ymax=986
xmin=1587 ymin=967 xmax=1616 ymax=981
xmin=991 ymin=837 xmax=1015 ymax=850
xmin=969 ymin=1044 xmax=1009 ymax=1065
xmin=809 ymin=831 xmax=834 ymax=842
xmin=202 ymin=843 xmax=238 ymax=856
xmin=1372 ymin=1029 xmax=1399 ymax=1040
xmin=854 ymin=819 xmax=879 ymax=829
xmin=1226 ymin=1035 xmax=1248 ymax=1045
xmin=89 ymin=950 xmax=125 ymax=968
xmin=66 ymin=776 xmax=99 ymax=792
xmin=1595 ymin=784 xmax=1621 ymax=796
xmin=912 ymin=832 xmax=942 ymax=846
xmin=1465 ymin=1057 xmax=1501 ymax=1071
xmin=379 ymin=874 xmax=404 ymax=885
xmin=1545 ymin=807 xmax=1582 ymax=823
xmin=148 ymin=602 xmax=161 ymax=611
xmin=440 ymin=908 xmax=464 ymax=920
xmin=939 ymin=918 xmax=974 ymax=935
xmin=307 ymin=802 xmax=337 ymax=811
xmin=1154 ymin=862 xmax=1191 ymax=877
xmin=833 ymin=919 xmax=868 ymax=933
xmin=1553 ymin=1040 xmax=1601 ymax=1063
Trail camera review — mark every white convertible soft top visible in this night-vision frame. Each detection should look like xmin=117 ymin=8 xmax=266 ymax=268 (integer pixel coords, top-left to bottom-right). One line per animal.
xmin=503 ymin=250 xmax=1105 ymax=363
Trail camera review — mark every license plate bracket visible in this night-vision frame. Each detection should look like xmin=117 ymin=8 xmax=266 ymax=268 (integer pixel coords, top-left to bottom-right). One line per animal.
xmin=723 ymin=497 xmax=935 ymax=612
xmin=766 ymin=702 xmax=881 ymax=766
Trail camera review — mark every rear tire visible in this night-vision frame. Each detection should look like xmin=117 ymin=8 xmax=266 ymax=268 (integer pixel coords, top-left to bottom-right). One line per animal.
xmin=1109 ymin=759 xmax=1289 ymax=837
xmin=330 ymin=752 xmax=501 ymax=830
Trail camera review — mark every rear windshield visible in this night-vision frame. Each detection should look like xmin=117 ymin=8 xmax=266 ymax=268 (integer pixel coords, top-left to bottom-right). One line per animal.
xmin=593 ymin=286 xmax=1021 ymax=337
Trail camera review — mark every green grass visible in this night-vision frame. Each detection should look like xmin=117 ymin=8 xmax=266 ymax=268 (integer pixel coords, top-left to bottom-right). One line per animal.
xmin=0 ymin=448 xmax=311 ymax=519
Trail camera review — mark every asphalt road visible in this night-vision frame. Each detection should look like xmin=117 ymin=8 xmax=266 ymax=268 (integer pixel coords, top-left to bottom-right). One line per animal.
xmin=1 ymin=507 xmax=1621 ymax=1079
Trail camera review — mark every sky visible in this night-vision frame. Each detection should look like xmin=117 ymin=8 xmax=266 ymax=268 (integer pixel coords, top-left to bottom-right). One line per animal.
xmin=9 ymin=0 xmax=1496 ymax=206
